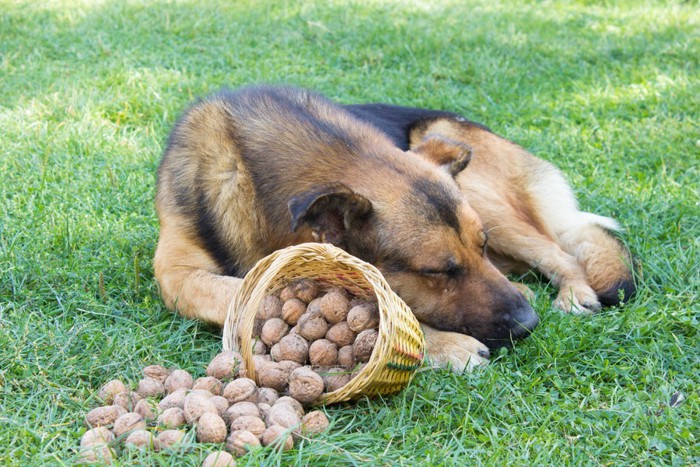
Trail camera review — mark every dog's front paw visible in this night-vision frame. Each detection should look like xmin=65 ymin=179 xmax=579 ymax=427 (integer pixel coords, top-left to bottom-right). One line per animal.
xmin=554 ymin=283 xmax=601 ymax=314
xmin=421 ymin=325 xmax=490 ymax=373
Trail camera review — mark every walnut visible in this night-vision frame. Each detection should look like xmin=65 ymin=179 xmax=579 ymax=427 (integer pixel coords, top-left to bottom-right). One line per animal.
xmin=353 ymin=328 xmax=378 ymax=363
xmin=325 ymin=322 xmax=356 ymax=347
xmin=261 ymin=317 xmax=290 ymax=346
xmin=112 ymin=412 xmax=146 ymax=438
xmin=164 ymin=369 xmax=194 ymax=394
xmin=257 ymin=294 xmax=284 ymax=320
xmin=97 ymin=379 xmax=128 ymax=405
xmin=206 ymin=351 xmax=242 ymax=381
xmin=288 ymin=367 xmax=324 ymax=404
xmin=282 ymin=298 xmax=306 ymax=326
xmin=222 ymin=378 xmax=258 ymax=404
xmin=346 ymin=303 xmax=379 ymax=333
xmin=320 ymin=290 xmax=350 ymax=324
xmin=193 ymin=376 xmax=223 ymax=395
xmin=262 ymin=424 xmax=294 ymax=451
xmin=308 ymin=339 xmax=338 ymax=367
xmin=272 ymin=334 xmax=309 ymax=365
xmin=256 ymin=361 xmax=289 ymax=393
xmin=226 ymin=430 xmax=260 ymax=457
xmin=136 ymin=377 xmax=165 ymax=399
xmin=157 ymin=407 xmax=186 ymax=428
xmin=297 ymin=310 xmax=329 ymax=342
xmin=196 ymin=412 xmax=228 ymax=443
xmin=84 ymin=405 xmax=126 ymax=427
xmin=302 ymin=410 xmax=330 ymax=436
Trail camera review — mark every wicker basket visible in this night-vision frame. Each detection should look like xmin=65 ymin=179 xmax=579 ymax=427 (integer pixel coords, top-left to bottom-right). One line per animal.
xmin=222 ymin=242 xmax=425 ymax=405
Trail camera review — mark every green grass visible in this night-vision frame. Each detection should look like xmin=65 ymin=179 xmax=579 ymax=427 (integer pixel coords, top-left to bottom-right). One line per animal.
xmin=1 ymin=0 xmax=698 ymax=465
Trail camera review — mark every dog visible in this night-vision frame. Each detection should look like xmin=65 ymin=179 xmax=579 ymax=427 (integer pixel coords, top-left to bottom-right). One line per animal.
xmin=153 ymin=85 xmax=542 ymax=372
xmin=344 ymin=104 xmax=636 ymax=314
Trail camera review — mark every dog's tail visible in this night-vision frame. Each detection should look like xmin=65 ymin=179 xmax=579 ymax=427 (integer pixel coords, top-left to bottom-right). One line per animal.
xmin=558 ymin=215 xmax=636 ymax=306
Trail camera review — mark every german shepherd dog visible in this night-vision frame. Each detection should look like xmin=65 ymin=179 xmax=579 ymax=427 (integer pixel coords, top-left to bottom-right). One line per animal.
xmin=154 ymin=85 xmax=633 ymax=372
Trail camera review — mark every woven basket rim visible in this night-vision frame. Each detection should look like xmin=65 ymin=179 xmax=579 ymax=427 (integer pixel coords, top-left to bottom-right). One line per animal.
xmin=223 ymin=242 xmax=425 ymax=404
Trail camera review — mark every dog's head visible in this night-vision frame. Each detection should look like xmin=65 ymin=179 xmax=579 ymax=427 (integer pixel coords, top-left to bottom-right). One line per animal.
xmin=288 ymin=136 xmax=538 ymax=349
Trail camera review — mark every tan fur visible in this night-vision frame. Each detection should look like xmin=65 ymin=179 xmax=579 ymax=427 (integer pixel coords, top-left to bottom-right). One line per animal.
xmin=154 ymin=87 xmax=548 ymax=371
xmin=410 ymin=119 xmax=634 ymax=313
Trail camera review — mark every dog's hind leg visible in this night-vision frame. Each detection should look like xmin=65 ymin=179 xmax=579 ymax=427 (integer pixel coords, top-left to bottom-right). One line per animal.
xmin=153 ymin=216 xmax=242 ymax=326
xmin=514 ymin=159 xmax=635 ymax=307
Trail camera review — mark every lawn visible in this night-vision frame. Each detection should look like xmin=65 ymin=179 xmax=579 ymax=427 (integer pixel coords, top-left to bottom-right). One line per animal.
xmin=1 ymin=0 xmax=698 ymax=465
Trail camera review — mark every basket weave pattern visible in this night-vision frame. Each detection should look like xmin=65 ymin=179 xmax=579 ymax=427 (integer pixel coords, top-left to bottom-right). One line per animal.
xmin=223 ymin=243 xmax=425 ymax=404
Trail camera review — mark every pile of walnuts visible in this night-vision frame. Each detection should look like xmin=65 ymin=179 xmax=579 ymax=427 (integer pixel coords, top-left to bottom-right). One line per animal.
xmin=251 ymin=279 xmax=379 ymax=403
xmin=79 ymin=355 xmax=329 ymax=465
xmin=79 ymin=279 xmax=380 ymax=465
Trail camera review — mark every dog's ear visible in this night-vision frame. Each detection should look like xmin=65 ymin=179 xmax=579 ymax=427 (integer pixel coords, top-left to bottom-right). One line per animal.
xmin=288 ymin=184 xmax=373 ymax=245
xmin=412 ymin=134 xmax=472 ymax=177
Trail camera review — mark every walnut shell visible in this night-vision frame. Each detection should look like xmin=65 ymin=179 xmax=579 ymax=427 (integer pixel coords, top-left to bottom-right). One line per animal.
xmin=113 ymin=412 xmax=146 ymax=438
xmin=112 ymin=391 xmax=142 ymax=411
xmin=353 ymin=328 xmax=378 ymax=363
xmin=297 ymin=311 xmax=329 ymax=342
xmin=261 ymin=318 xmax=290 ymax=346
xmin=347 ymin=303 xmax=380 ymax=333
xmin=85 ymin=405 xmax=126 ymax=427
xmin=281 ymin=298 xmax=306 ymax=326
xmin=157 ymin=407 xmax=187 ymax=428
xmin=143 ymin=365 xmax=171 ymax=383
xmin=202 ymin=450 xmax=236 ymax=467
xmin=277 ymin=360 xmax=302 ymax=377
xmin=80 ymin=427 xmax=115 ymax=447
xmin=262 ymin=424 xmax=294 ymax=451
xmin=97 ymin=379 xmax=128 ymax=405
xmin=320 ymin=290 xmax=351 ymax=324
xmin=257 ymin=402 xmax=271 ymax=420
xmin=309 ymin=339 xmax=338 ymax=367
xmin=136 ymin=377 xmax=165 ymax=399
xmin=157 ymin=429 xmax=185 ymax=450
xmin=206 ymin=351 xmax=242 ymax=381
xmin=265 ymin=403 xmax=302 ymax=432
xmin=337 ymin=345 xmax=355 ymax=369
xmin=272 ymin=334 xmax=309 ymax=365
xmin=197 ymin=412 xmax=228 ymax=443
xmin=319 ymin=367 xmax=351 ymax=393
xmin=292 ymin=279 xmax=319 ymax=303
xmin=230 ymin=415 xmax=266 ymax=439
xmin=193 ymin=376 xmax=223 ymax=395
xmin=258 ymin=294 xmax=284 ymax=320
xmin=279 ymin=286 xmax=295 ymax=302
xmin=256 ymin=387 xmax=279 ymax=405
xmin=164 ymin=369 xmax=194 ymax=394
xmin=226 ymin=430 xmax=261 ymax=457
xmin=252 ymin=339 xmax=267 ymax=355
xmin=224 ymin=401 xmax=260 ymax=425
xmin=210 ymin=396 xmax=230 ymax=416
xmin=134 ymin=399 xmax=160 ymax=422
xmin=124 ymin=429 xmax=158 ymax=450
xmin=78 ymin=445 xmax=115 ymax=464
xmin=222 ymin=378 xmax=258 ymax=405
xmin=302 ymin=410 xmax=330 ymax=436
xmin=184 ymin=393 xmax=218 ymax=424
xmin=256 ymin=362 xmax=288 ymax=393
xmin=306 ymin=297 xmax=322 ymax=315
xmin=325 ymin=322 xmax=356 ymax=347
xmin=158 ymin=388 xmax=189 ymax=410
xmin=274 ymin=396 xmax=305 ymax=418
xmin=288 ymin=367 xmax=324 ymax=404
xmin=191 ymin=389 xmax=215 ymax=399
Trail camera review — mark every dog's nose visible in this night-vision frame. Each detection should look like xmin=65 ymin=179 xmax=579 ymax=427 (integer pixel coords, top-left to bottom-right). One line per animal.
xmin=509 ymin=304 xmax=539 ymax=339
